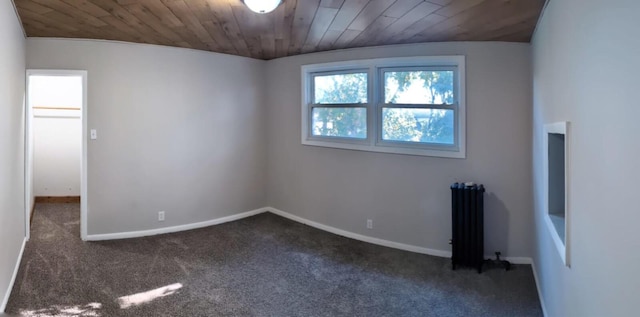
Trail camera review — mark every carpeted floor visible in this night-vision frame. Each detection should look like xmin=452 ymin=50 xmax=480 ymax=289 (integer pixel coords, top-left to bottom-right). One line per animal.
xmin=6 ymin=203 xmax=542 ymax=317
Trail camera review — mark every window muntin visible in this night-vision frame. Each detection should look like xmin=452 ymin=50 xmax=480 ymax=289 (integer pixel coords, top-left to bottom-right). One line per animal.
xmin=301 ymin=56 xmax=465 ymax=158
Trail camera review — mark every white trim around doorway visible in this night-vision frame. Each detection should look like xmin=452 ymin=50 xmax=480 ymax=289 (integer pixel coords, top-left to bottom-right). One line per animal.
xmin=25 ymin=69 xmax=88 ymax=241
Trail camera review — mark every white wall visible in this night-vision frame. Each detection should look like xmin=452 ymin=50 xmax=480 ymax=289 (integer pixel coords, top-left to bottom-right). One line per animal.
xmin=265 ymin=42 xmax=533 ymax=258
xmin=0 ymin=0 xmax=26 ymax=311
xmin=532 ymin=0 xmax=640 ymax=315
xmin=33 ymin=114 xmax=81 ymax=196
xmin=27 ymin=38 xmax=267 ymax=236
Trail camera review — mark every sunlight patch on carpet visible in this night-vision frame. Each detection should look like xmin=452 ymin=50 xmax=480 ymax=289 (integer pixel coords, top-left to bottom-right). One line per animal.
xmin=117 ymin=283 xmax=183 ymax=309
xmin=19 ymin=302 xmax=102 ymax=316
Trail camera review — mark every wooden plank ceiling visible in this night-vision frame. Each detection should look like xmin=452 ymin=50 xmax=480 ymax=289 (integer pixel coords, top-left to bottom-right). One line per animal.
xmin=14 ymin=0 xmax=545 ymax=60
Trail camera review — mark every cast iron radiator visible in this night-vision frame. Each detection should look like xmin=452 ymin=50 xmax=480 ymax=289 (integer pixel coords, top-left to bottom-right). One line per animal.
xmin=450 ymin=182 xmax=485 ymax=273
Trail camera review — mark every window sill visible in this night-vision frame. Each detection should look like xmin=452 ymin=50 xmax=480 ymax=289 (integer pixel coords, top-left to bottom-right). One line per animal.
xmin=302 ymin=138 xmax=466 ymax=159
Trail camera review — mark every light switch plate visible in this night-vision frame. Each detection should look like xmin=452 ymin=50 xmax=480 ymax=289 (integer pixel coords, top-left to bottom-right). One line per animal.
xmin=90 ymin=129 xmax=97 ymax=140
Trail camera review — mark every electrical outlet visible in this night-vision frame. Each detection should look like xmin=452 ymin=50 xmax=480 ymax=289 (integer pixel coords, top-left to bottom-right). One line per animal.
xmin=367 ymin=219 xmax=373 ymax=229
xmin=158 ymin=211 xmax=165 ymax=221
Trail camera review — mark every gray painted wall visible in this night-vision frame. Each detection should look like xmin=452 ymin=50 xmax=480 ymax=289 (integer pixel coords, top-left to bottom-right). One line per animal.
xmin=27 ymin=39 xmax=267 ymax=236
xmin=265 ymin=42 xmax=533 ymax=258
xmin=0 ymin=0 xmax=26 ymax=310
xmin=532 ymin=0 xmax=640 ymax=315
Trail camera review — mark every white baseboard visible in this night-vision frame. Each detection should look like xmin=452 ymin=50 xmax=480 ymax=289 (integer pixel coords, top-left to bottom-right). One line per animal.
xmin=531 ymin=259 xmax=548 ymax=317
xmin=86 ymin=207 xmax=269 ymax=241
xmin=502 ymin=256 xmax=533 ymax=265
xmin=266 ymin=207 xmax=533 ymax=265
xmin=84 ymin=205 xmax=533 ymax=266
xmin=268 ymin=207 xmax=450 ymax=258
xmin=1 ymin=237 xmax=27 ymax=313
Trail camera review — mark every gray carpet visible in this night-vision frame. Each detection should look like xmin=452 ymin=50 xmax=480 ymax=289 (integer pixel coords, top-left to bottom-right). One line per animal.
xmin=6 ymin=203 xmax=542 ymax=317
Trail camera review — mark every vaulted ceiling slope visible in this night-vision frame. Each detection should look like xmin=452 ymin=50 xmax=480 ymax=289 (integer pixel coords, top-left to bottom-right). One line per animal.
xmin=14 ymin=0 xmax=544 ymax=60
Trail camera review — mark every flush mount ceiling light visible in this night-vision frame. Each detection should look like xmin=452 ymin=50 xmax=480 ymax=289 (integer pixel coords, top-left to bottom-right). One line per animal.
xmin=243 ymin=0 xmax=282 ymax=14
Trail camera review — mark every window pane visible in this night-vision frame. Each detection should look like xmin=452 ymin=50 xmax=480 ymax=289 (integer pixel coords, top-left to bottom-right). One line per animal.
xmin=312 ymin=107 xmax=366 ymax=139
xmin=382 ymin=108 xmax=454 ymax=144
xmin=384 ymin=70 xmax=454 ymax=104
xmin=314 ymin=73 xmax=367 ymax=104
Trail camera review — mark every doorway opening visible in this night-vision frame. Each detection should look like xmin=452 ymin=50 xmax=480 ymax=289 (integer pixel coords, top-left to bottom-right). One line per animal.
xmin=25 ymin=70 xmax=87 ymax=240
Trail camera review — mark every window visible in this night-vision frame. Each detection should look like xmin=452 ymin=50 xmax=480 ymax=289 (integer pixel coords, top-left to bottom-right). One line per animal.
xmin=311 ymin=71 xmax=368 ymax=139
xmin=301 ymin=56 xmax=465 ymax=158
xmin=544 ymin=121 xmax=571 ymax=267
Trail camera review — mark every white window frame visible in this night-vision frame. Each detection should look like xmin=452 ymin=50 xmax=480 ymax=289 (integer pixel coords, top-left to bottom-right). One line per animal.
xmin=307 ymin=68 xmax=371 ymax=145
xmin=301 ymin=56 xmax=466 ymax=159
xmin=543 ymin=121 xmax=571 ymax=268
